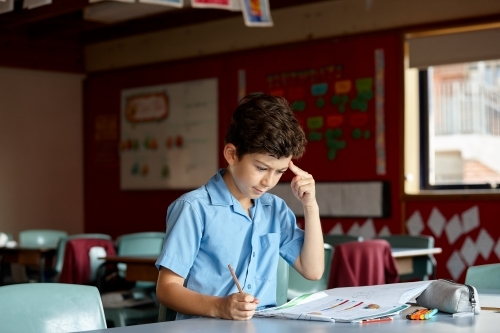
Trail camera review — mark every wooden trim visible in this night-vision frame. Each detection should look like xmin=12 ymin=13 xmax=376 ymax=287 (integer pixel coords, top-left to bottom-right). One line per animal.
xmin=404 ymin=192 xmax=500 ymax=201
xmin=405 ymin=21 xmax=500 ymax=39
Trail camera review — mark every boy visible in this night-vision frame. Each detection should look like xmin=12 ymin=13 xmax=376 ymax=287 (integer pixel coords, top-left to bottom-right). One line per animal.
xmin=155 ymin=93 xmax=324 ymax=320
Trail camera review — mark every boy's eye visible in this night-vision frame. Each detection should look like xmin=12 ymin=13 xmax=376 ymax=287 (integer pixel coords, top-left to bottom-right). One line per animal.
xmin=257 ymin=166 xmax=266 ymax=171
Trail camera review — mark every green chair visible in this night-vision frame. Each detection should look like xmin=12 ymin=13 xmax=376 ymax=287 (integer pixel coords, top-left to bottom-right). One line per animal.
xmin=287 ymin=243 xmax=334 ymax=301
xmin=0 ymin=283 xmax=106 ymax=333
xmin=323 ymin=234 xmax=363 ymax=248
xmin=465 ymin=264 xmax=500 ymax=289
xmin=158 ymin=255 xmax=290 ymax=322
xmin=104 ymin=232 xmax=165 ymax=327
xmin=53 ymin=233 xmax=113 ymax=283
xmin=19 ymin=229 xmax=68 ymax=248
xmin=378 ymin=234 xmax=436 ymax=281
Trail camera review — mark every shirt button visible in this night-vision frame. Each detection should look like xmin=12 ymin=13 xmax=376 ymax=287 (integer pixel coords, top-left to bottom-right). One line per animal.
xmin=252 ymin=252 xmax=255 ymax=257
xmin=247 ymin=284 xmax=251 ymax=289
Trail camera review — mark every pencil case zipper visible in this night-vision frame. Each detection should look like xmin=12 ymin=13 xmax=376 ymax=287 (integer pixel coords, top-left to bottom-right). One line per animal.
xmin=441 ymin=279 xmax=476 ymax=313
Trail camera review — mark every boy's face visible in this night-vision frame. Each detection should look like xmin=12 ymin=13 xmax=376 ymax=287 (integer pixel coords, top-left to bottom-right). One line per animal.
xmin=224 ymin=145 xmax=292 ymax=204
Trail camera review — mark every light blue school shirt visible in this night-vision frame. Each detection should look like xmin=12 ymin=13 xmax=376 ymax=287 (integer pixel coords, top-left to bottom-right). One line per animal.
xmin=156 ymin=169 xmax=304 ymax=320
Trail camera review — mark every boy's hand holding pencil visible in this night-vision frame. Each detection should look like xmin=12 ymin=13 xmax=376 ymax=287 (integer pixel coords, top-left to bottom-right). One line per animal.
xmin=220 ymin=265 xmax=259 ymax=320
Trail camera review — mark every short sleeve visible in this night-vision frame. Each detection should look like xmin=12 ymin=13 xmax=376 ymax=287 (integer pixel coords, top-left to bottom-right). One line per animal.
xmin=278 ymin=203 xmax=304 ymax=267
xmin=155 ymin=199 xmax=204 ymax=278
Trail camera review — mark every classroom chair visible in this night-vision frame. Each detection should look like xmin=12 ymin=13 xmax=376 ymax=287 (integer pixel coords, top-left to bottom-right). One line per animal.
xmin=52 ymin=233 xmax=113 ymax=283
xmin=18 ymin=229 xmax=68 ymax=282
xmin=0 ymin=283 xmax=107 ymax=333
xmin=465 ymin=263 xmax=500 ymax=289
xmin=103 ymin=231 xmax=166 ymax=327
xmin=287 ymin=243 xmax=334 ymax=301
xmin=328 ymin=239 xmax=399 ymax=288
xmin=323 ymin=234 xmax=363 ymax=248
xmin=378 ymin=234 xmax=436 ymax=281
xmin=158 ymin=255 xmax=290 ymax=321
xmin=19 ymin=229 xmax=68 ymax=248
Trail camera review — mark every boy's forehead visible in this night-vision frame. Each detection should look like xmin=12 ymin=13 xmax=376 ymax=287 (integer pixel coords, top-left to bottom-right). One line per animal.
xmin=248 ymin=153 xmax=292 ymax=168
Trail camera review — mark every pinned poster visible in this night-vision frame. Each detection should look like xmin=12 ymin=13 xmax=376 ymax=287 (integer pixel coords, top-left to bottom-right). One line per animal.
xmin=191 ymin=0 xmax=240 ymax=10
xmin=0 ymin=0 xmax=13 ymax=14
xmin=23 ymin=0 xmax=52 ymax=9
xmin=241 ymin=0 xmax=273 ymax=27
xmin=140 ymin=0 xmax=184 ymax=7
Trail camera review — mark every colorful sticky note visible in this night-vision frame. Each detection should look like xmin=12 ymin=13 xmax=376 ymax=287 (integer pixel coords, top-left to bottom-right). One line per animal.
xmin=311 ymin=82 xmax=328 ymax=96
xmin=327 ymin=115 xmax=344 ymax=127
xmin=292 ymin=100 xmax=306 ymax=111
xmin=356 ymin=78 xmax=373 ymax=92
xmin=335 ymin=80 xmax=352 ymax=94
xmin=307 ymin=116 xmax=324 ymax=130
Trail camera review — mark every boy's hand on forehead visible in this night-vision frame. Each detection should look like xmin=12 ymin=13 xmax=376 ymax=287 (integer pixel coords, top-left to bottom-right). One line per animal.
xmin=288 ymin=161 xmax=316 ymax=206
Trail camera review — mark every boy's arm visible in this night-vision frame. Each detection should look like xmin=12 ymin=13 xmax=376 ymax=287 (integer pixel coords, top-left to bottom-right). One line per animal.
xmin=156 ymin=267 xmax=259 ymax=320
xmin=288 ymin=161 xmax=325 ymax=281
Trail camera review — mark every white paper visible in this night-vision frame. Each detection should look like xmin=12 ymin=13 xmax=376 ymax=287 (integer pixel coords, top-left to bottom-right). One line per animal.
xmin=406 ymin=210 xmax=424 ymax=236
xmin=445 ymin=214 xmax=463 ymax=245
xmin=359 ymin=219 xmax=376 ymax=239
xmin=446 ymin=250 xmax=466 ymax=281
xmin=328 ymin=223 xmax=343 ymax=235
xmin=0 ymin=0 xmax=13 ymax=14
xmin=269 ymin=182 xmax=384 ymax=217
xmin=476 ymin=228 xmax=494 ymax=260
xmin=460 ymin=236 xmax=478 ymax=266
xmin=255 ymin=281 xmax=432 ymax=323
xmin=140 ymin=0 xmax=183 ymax=7
xmin=462 ymin=206 xmax=480 ymax=233
xmin=23 ymin=0 xmax=51 ymax=9
xmin=427 ymin=207 xmax=446 ymax=238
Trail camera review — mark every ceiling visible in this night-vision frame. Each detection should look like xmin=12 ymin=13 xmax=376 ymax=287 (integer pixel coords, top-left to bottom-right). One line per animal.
xmin=0 ymin=0 xmax=330 ymax=46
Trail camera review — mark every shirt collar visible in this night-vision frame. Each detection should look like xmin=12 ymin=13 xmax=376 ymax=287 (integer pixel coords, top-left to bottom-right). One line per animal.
xmin=206 ymin=169 xmax=273 ymax=207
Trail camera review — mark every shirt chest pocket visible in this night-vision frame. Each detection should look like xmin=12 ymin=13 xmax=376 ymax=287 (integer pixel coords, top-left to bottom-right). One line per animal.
xmin=254 ymin=233 xmax=280 ymax=282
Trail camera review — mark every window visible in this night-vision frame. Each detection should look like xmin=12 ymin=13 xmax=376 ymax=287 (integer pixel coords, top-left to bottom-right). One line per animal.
xmin=405 ymin=26 xmax=500 ymax=192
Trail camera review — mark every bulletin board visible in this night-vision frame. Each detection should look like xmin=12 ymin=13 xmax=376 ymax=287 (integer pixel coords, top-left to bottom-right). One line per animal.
xmin=120 ymin=78 xmax=218 ymax=190
xmin=225 ymin=35 xmax=400 ymax=184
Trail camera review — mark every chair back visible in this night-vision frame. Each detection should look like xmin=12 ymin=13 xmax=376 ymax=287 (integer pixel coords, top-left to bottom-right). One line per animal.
xmin=323 ymin=234 xmax=363 ymax=247
xmin=378 ymin=235 xmax=435 ymax=280
xmin=287 ymin=243 xmax=334 ymax=300
xmin=19 ymin=229 xmax=67 ymax=248
xmin=329 ymin=239 xmax=398 ymax=288
xmin=0 ymin=283 xmax=107 ymax=333
xmin=276 ymin=256 xmax=290 ymax=306
xmin=54 ymin=233 xmax=112 ymax=276
xmin=465 ymin=263 xmax=500 ymax=289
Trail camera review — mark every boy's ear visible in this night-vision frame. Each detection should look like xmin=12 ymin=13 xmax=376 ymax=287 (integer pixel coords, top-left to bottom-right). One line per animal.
xmin=223 ymin=143 xmax=238 ymax=166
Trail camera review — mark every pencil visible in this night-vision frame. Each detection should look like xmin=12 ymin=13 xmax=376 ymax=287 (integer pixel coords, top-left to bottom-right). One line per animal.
xmin=228 ymin=264 xmax=243 ymax=293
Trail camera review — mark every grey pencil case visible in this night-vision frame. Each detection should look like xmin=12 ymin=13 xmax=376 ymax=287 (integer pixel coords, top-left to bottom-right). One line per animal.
xmin=416 ymin=279 xmax=480 ymax=314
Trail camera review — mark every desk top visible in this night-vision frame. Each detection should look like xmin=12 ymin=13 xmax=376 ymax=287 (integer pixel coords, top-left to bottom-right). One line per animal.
xmin=391 ymin=247 xmax=442 ymax=258
xmin=83 ymin=307 xmax=500 ymax=333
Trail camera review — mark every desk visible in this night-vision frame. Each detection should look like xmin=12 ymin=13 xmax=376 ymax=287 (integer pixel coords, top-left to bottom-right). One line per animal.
xmin=101 ymin=256 xmax=157 ymax=282
xmin=0 ymin=247 xmax=56 ymax=283
xmin=391 ymin=247 xmax=442 ymax=277
xmin=83 ymin=305 xmax=499 ymax=333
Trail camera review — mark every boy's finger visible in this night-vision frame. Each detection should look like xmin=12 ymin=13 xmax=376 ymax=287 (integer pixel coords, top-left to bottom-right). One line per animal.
xmin=288 ymin=161 xmax=308 ymax=177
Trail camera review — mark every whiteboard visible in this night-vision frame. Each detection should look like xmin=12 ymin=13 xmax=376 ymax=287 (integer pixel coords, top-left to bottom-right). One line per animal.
xmin=269 ymin=182 xmax=386 ymax=217
xmin=120 ymin=78 xmax=218 ymax=190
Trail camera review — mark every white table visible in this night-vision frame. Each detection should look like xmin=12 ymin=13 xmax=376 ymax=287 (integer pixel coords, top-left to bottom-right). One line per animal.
xmin=391 ymin=247 xmax=442 ymax=276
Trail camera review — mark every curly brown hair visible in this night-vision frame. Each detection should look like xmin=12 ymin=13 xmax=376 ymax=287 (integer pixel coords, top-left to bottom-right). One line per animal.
xmin=224 ymin=94 xmax=307 ymax=159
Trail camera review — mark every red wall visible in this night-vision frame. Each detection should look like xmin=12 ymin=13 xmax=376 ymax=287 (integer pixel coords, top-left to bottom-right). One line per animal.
xmin=84 ymin=33 xmax=402 ymax=238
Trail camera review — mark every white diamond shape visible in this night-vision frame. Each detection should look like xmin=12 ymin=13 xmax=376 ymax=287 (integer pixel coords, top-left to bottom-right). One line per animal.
xmin=427 ymin=207 xmax=446 ymax=238
xmin=447 ymin=250 xmax=466 ymax=281
xmin=476 ymin=229 xmax=494 ymax=260
xmin=378 ymin=225 xmax=391 ymax=237
xmin=359 ymin=219 xmax=376 ymax=239
xmin=462 ymin=206 xmax=480 ymax=233
xmin=347 ymin=222 xmax=361 ymax=237
xmin=406 ymin=210 xmax=424 ymax=236
xmin=445 ymin=214 xmax=463 ymax=245
xmin=460 ymin=236 xmax=479 ymax=266
xmin=328 ymin=223 xmax=344 ymax=235
xmin=494 ymin=238 xmax=500 ymax=260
